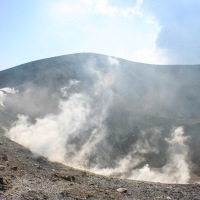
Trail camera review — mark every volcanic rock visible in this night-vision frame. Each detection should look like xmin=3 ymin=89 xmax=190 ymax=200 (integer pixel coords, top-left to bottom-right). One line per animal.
xmin=116 ymin=188 xmax=127 ymax=193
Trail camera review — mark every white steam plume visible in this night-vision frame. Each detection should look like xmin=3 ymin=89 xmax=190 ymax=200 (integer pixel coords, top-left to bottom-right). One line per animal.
xmin=7 ymin=93 xmax=91 ymax=162
xmin=7 ymin=64 xmax=113 ymax=167
xmin=0 ymin=88 xmax=17 ymax=108
xmin=0 ymin=91 xmax=4 ymax=108
xmin=93 ymin=127 xmax=190 ymax=184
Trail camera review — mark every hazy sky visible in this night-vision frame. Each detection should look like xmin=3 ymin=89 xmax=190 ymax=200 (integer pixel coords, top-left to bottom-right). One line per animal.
xmin=1 ymin=0 xmax=200 ymax=70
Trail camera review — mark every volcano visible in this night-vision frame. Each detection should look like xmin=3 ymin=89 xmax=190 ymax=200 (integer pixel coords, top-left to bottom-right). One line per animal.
xmin=1 ymin=53 xmax=200 ymax=189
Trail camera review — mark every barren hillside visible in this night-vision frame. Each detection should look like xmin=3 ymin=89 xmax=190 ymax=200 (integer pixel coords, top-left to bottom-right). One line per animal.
xmin=0 ymin=53 xmax=200 ymax=199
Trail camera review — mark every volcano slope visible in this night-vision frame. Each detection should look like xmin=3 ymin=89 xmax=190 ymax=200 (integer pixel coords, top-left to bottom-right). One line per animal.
xmin=0 ymin=126 xmax=200 ymax=200
xmin=0 ymin=53 xmax=200 ymax=199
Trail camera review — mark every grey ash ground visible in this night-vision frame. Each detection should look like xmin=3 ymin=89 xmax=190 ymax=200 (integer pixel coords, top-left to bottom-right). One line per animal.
xmin=0 ymin=127 xmax=200 ymax=200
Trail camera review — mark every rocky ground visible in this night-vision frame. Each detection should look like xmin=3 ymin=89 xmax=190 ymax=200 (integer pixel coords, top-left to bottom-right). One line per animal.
xmin=0 ymin=127 xmax=200 ymax=200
